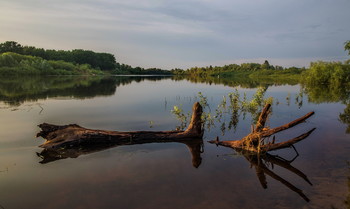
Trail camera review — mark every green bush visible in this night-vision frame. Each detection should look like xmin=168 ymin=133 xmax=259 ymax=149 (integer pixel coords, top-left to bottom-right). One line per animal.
xmin=0 ymin=52 xmax=103 ymax=75
xmin=302 ymin=61 xmax=350 ymax=86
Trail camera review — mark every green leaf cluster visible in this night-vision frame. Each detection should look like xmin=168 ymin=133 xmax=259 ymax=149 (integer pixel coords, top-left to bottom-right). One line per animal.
xmin=0 ymin=52 xmax=103 ymax=75
xmin=302 ymin=61 xmax=350 ymax=87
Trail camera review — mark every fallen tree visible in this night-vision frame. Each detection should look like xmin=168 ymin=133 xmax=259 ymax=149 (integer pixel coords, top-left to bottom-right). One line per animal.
xmin=207 ymin=103 xmax=315 ymax=201
xmin=36 ymin=102 xmax=315 ymax=169
xmin=36 ymin=102 xmax=204 ymax=167
xmin=209 ymin=103 xmax=316 ymax=153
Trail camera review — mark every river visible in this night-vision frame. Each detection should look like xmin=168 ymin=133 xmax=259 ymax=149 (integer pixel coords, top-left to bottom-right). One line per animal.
xmin=0 ymin=76 xmax=348 ymax=209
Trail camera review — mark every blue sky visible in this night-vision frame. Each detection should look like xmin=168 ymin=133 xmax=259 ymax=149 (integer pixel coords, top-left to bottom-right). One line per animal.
xmin=0 ymin=0 xmax=349 ymax=69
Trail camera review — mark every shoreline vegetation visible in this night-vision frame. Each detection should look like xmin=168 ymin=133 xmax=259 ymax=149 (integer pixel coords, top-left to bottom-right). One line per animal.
xmin=0 ymin=41 xmax=349 ymax=89
xmin=0 ymin=41 xmax=172 ymax=76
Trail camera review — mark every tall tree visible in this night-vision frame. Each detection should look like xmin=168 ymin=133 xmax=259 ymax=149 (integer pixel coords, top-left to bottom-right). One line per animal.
xmin=345 ymin=40 xmax=350 ymax=55
xmin=262 ymin=60 xmax=270 ymax=70
xmin=0 ymin=41 xmax=23 ymax=54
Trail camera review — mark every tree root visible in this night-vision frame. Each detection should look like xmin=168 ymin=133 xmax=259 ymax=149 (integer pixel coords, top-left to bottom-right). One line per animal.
xmin=209 ymin=103 xmax=315 ymax=153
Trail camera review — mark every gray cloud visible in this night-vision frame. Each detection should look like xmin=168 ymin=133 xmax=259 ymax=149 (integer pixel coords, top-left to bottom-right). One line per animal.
xmin=0 ymin=0 xmax=349 ymax=69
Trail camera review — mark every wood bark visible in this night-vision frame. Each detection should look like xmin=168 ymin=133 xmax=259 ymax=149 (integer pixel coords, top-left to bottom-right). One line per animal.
xmin=209 ymin=103 xmax=315 ymax=153
xmin=36 ymin=102 xmax=204 ymax=167
xmin=37 ymin=102 xmax=203 ymax=149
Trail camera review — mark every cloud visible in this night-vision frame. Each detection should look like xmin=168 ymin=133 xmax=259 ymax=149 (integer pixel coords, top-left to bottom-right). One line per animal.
xmin=0 ymin=0 xmax=349 ymax=69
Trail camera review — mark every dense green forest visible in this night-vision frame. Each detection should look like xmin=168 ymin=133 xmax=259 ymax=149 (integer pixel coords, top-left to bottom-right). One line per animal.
xmin=0 ymin=52 xmax=103 ymax=75
xmin=0 ymin=41 xmax=170 ymax=75
xmin=0 ymin=41 xmax=116 ymax=71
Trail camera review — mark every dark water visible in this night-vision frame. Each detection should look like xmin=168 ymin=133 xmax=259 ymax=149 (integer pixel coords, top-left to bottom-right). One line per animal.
xmin=0 ymin=76 xmax=348 ymax=209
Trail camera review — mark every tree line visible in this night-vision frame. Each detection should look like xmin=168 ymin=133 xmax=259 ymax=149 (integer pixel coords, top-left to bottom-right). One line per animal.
xmin=170 ymin=60 xmax=304 ymax=77
xmin=171 ymin=41 xmax=350 ymax=90
xmin=0 ymin=41 xmax=169 ymax=75
xmin=0 ymin=41 xmax=116 ymax=71
xmin=1 ymin=40 xmax=349 ymax=78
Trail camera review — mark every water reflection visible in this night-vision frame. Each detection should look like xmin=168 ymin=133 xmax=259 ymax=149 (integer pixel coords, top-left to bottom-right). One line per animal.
xmin=1 ymin=75 xmax=349 ymax=134
xmin=346 ymin=162 xmax=350 ymax=208
xmin=240 ymin=152 xmax=311 ymax=202
xmin=302 ymin=82 xmax=350 ymax=133
xmin=1 ymin=74 xmax=349 ymax=209
xmin=173 ymin=75 xmax=350 ymax=133
xmin=37 ymin=139 xmax=203 ymax=168
xmin=0 ymin=75 xmax=171 ymax=106
xmin=36 ymin=101 xmax=204 ymax=168
xmin=172 ymin=75 xmax=299 ymax=88
xmin=208 ymin=102 xmax=314 ymax=201
xmin=339 ymin=104 xmax=350 ymax=133
xmin=302 ymin=83 xmax=349 ymax=104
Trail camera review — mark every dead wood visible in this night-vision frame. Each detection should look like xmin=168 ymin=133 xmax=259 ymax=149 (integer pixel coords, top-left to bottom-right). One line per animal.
xmin=37 ymin=102 xmax=203 ymax=149
xmin=36 ymin=102 xmax=204 ymax=167
xmin=209 ymin=103 xmax=315 ymax=153
xmin=208 ymin=103 xmax=314 ymax=201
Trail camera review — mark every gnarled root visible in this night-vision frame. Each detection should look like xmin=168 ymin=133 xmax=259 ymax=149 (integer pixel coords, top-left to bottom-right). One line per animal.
xmin=209 ymin=103 xmax=315 ymax=153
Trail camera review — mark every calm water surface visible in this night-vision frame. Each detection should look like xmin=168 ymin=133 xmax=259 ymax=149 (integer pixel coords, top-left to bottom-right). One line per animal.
xmin=0 ymin=76 xmax=349 ymax=209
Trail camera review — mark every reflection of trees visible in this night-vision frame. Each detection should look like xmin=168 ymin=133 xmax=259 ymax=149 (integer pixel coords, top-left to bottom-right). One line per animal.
xmin=302 ymin=84 xmax=350 ymax=104
xmin=0 ymin=76 xmax=171 ymax=106
xmin=302 ymin=82 xmax=350 ymax=133
xmin=172 ymin=75 xmax=298 ymax=89
xmin=339 ymin=104 xmax=350 ymax=134
xmin=0 ymin=76 xmax=115 ymax=106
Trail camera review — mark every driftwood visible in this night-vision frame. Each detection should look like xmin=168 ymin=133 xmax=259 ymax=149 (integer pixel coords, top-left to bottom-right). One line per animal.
xmin=207 ymin=104 xmax=315 ymax=201
xmin=209 ymin=103 xmax=316 ymax=153
xmin=36 ymin=101 xmax=316 ymax=201
xmin=36 ymin=102 xmax=204 ymax=167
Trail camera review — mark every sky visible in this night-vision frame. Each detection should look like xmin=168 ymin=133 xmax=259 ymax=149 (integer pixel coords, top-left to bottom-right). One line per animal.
xmin=0 ymin=0 xmax=349 ymax=69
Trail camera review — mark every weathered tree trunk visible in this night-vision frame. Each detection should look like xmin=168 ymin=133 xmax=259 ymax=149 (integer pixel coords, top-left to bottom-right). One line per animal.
xmin=37 ymin=102 xmax=203 ymax=149
xmin=36 ymin=102 xmax=204 ymax=167
xmin=209 ymin=103 xmax=316 ymax=153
